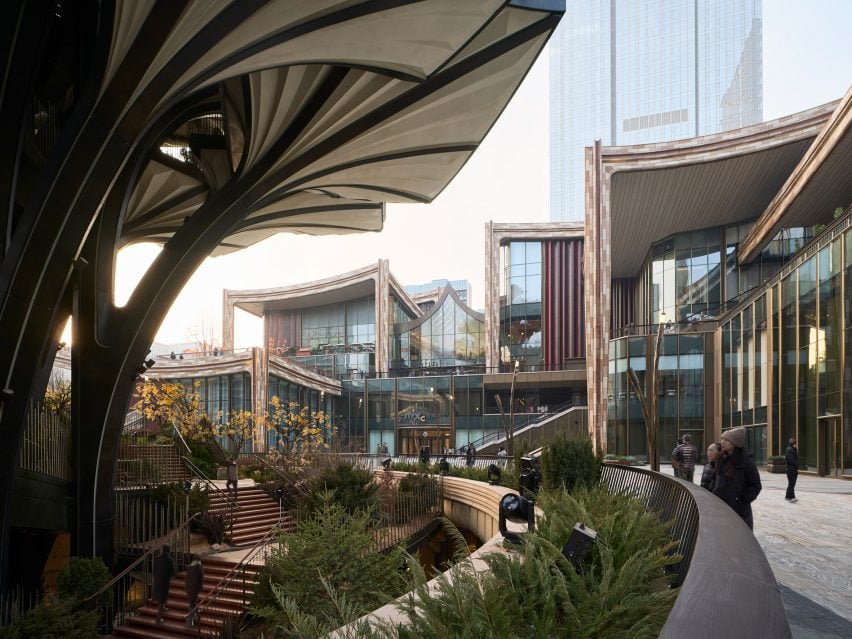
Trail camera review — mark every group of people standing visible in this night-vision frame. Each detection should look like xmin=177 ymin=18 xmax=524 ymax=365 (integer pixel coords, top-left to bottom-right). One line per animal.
xmin=673 ymin=427 xmax=763 ymax=530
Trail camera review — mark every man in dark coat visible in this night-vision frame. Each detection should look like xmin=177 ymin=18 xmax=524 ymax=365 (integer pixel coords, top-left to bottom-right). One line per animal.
xmin=713 ymin=427 xmax=762 ymax=530
xmin=153 ymin=544 xmax=176 ymax=623
xmin=785 ymin=438 xmax=799 ymax=502
xmin=465 ymin=443 xmax=476 ymax=467
xmin=672 ymin=434 xmax=699 ymax=482
xmin=184 ymin=558 xmax=204 ymax=626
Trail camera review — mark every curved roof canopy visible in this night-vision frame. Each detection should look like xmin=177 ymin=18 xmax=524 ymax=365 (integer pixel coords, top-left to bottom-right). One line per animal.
xmin=603 ymin=101 xmax=838 ymax=278
xmin=739 ymin=85 xmax=852 ymax=263
xmin=114 ymin=0 xmax=564 ymax=256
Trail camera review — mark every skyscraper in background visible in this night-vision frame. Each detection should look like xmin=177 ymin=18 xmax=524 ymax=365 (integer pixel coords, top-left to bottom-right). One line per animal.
xmin=550 ymin=0 xmax=763 ymax=222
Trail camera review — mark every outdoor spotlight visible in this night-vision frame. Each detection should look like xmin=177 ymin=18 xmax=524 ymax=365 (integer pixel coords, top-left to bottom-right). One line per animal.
xmin=518 ymin=456 xmax=541 ymax=496
xmin=145 ymin=358 xmax=156 ymax=369
xmin=275 ymin=487 xmax=284 ymax=500
xmin=381 ymin=456 xmax=392 ymax=471
xmin=438 ymin=457 xmax=450 ymax=475
xmin=499 ymin=492 xmax=535 ymax=543
xmin=561 ymin=522 xmax=598 ymax=572
xmin=487 ymin=463 xmax=502 ymax=484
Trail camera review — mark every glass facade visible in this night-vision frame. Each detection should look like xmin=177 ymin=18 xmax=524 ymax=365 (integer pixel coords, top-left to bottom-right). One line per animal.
xmin=608 ymin=333 xmax=706 ymax=460
xmin=500 ymin=241 xmax=542 ymax=368
xmin=292 ymin=296 xmax=376 ymax=377
xmin=639 ymin=222 xmax=812 ymax=325
xmin=266 ymin=374 xmax=332 ymax=450
xmin=720 ymin=221 xmax=851 ymax=475
xmin=391 ymin=290 xmax=485 ymax=374
xmin=550 ymin=0 xmax=763 ymax=221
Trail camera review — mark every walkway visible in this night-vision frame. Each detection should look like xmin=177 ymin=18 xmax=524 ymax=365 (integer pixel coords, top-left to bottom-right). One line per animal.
xmin=660 ymin=465 xmax=852 ymax=638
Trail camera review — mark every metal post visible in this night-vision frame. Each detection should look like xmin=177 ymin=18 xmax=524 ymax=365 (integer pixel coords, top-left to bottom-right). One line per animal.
xmin=508 ymin=360 xmax=519 ymax=454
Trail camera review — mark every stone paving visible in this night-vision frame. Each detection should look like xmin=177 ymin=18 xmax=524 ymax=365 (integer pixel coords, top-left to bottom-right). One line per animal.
xmin=668 ymin=465 xmax=852 ymax=638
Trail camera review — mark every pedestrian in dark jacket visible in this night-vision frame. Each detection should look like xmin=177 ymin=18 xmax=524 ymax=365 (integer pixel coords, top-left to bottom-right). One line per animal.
xmin=672 ymin=434 xmax=699 ymax=482
xmin=465 ymin=444 xmax=476 ymax=467
xmin=184 ymin=558 xmax=204 ymax=626
xmin=714 ymin=427 xmax=762 ymax=530
xmin=153 ymin=544 xmax=176 ymax=623
xmin=785 ymin=438 xmax=799 ymax=502
xmin=701 ymin=442 xmax=722 ymax=491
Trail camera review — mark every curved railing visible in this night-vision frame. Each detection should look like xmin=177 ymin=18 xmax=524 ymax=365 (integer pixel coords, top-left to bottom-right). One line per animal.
xmin=600 ymin=463 xmax=791 ymax=639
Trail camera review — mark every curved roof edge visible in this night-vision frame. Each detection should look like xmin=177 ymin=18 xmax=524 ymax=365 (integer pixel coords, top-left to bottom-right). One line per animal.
xmin=601 ymin=99 xmax=839 ymax=166
xmin=224 ymin=259 xmax=420 ymax=318
xmin=739 ymin=85 xmax=852 ymax=263
xmin=600 ymin=99 xmax=843 ymax=278
xmin=395 ymin=284 xmax=484 ymax=334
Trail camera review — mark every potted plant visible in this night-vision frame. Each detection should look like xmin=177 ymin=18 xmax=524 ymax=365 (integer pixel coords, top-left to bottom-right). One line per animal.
xmin=766 ymin=455 xmax=786 ymax=473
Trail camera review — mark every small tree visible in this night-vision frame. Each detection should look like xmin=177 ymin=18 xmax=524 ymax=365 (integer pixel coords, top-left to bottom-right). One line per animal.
xmin=44 ymin=372 xmax=72 ymax=423
xmin=132 ymin=379 xmax=206 ymax=439
xmin=267 ymin=396 xmax=333 ymax=456
xmin=209 ymin=408 xmax=255 ymax=457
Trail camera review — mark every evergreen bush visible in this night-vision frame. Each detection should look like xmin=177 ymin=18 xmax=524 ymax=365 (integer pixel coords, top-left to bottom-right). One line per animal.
xmin=0 ymin=599 xmax=99 ymax=639
xmin=55 ymin=557 xmax=111 ymax=608
xmin=252 ymin=491 xmax=407 ymax=637
xmin=540 ymin=437 xmax=601 ymax=492
xmin=388 ymin=485 xmax=678 ymax=638
xmin=305 ymin=461 xmax=377 ymax=515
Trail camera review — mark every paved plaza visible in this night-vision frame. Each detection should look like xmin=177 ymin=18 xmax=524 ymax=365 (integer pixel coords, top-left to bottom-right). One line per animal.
xmin=668 ymin=466 xmax=852 ymax=638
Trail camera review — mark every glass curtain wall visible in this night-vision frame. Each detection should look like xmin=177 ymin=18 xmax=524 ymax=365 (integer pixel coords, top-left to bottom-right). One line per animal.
xmin=392 ymin=293 xmax=484 ymax=373
xmin=720 ymin=297 xmax=769 ymax=462
xmin=607 ymin=334 xmax=705 ymax=460
xmin=500 ymin=241 xmax=542 ymax=368
xmin=296 ymin=297 xmax=376 ymax=377
xmin=720 ymin=223 xmax=850 ymax=475
xmin=642 ymin=223 xmax=813 ymax=326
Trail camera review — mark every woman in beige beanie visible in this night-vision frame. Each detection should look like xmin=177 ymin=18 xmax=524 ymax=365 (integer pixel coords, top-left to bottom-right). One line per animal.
xmin=714 ymin=427 xmax=762 ymax=529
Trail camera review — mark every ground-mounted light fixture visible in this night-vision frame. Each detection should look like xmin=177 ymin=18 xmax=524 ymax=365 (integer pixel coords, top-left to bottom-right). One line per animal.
xmin=499 ymin=492 xmax=535 ymax=544
xmin=487 ymin=463 xmax=502 ymax=484
xmin=518 ymin=455 xmax=541 ymax=496
xmin=275 ymin=487 xmax=285 ymax=521
xmin=562 ymin=522 xmax=597 ymax=572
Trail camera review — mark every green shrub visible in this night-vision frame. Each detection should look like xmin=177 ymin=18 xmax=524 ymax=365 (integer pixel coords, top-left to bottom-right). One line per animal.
xmin=151 ymin=482 xmax=210 ymax=515
xmin=196 ymin=511 xmax=232 ymax=545
xmin=252 ymin=491 xmax=407 ymax=637
xmin=390 ymin=485 xmax=678 ymax=638
xmin=0 ymin=598 xmax=99 ymax=639
xmin=55 ymin=557 xmax=111 ymax=608
xmin=540 ymin=437 xmax=600 ymax=492
xmin=185 ymin=439 xmax=218 ymax=477
xmin=305 ymin=462 xmax=377 ymax=515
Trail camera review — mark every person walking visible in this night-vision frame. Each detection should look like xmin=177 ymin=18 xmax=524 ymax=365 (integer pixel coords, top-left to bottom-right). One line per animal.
xmin=153 ymin=544 xmax=176 ymax=623
xmin=672 ymin=434 xmax=699 ymax=482
xmin=497 ymin=446 xmax=508 ymax=457
xmin=701 ymin=442 xmax=722 ymax=491
xmin=184 ymin=558 xmax=204 ymax=626
xmin=785 ymin=438 xmax=799 ymax=502
xmin=226 ymin=458 xmax=239 ymax=498
xmin=465 ymin=443 xmax=476 ymax=467
xmin=713 ymin=427 xmax=762 ymax=530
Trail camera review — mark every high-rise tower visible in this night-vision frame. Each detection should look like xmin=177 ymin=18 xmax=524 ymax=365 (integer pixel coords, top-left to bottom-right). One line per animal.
xmin=550 ymin=0 xmax=762 ymax=222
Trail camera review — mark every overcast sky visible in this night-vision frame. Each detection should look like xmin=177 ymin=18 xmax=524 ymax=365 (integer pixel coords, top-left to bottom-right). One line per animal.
xmin=113 ymin=1 xmax=852 ymax=349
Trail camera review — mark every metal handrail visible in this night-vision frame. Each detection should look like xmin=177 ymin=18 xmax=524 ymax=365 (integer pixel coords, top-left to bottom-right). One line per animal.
xmin=173 ymin=426 xmax=241 ymax=512
xmin=85 ymin=513 xmax=200 ymax=604
xmin=182 ymin=457 xmax=241 ymax=513
xmin=458 ymin=401 xmax=578 ymax=452
xmin=193 ymin=525 xmax=282 ymax=637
